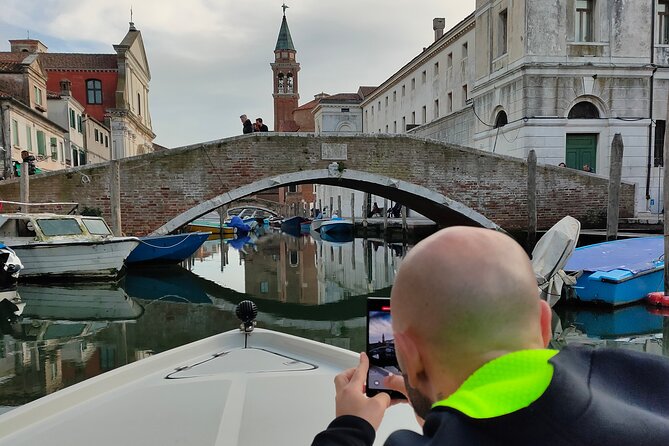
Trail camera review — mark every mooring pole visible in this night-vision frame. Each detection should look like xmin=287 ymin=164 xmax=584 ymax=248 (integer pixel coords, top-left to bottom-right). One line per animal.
xmin=110 ymin=159 xmax=122 ymax=236
xmin=664 ymin=95 xmax=669 ymax=355
xmin=527 ymin=150 xmax=537 ymax=251
xmin=607 ymin=134 xmax=624 ymax=241
xmin=350 ymin=193 xmax=355 ymax=225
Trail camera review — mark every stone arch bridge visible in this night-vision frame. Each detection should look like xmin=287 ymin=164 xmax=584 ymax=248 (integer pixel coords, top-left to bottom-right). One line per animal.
xmin=0 ymin=134 xmax=634 ymax=236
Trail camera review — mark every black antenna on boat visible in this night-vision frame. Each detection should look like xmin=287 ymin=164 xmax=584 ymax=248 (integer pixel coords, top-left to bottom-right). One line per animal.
xmin=236 ymin=300 xmax=257 ymax=333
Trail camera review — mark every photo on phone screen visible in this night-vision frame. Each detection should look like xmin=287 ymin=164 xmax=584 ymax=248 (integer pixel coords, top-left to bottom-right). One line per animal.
xmin=366 ymin=298 xmax=405 ymax=398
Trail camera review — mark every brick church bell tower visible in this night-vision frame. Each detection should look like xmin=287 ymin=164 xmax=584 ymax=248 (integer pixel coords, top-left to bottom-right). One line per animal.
xmin=271 ymin=5 xmax=300 ymax=131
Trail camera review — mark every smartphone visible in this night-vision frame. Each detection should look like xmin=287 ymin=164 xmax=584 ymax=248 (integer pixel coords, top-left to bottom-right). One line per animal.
xmin=366 ymin=297 xmax=405 ymax=399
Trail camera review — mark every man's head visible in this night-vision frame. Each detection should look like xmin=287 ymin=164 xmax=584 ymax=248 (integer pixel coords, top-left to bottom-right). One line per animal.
xmin=240 ymin=114 xmax=247 ymax=122
xmin=256 ymin=118 xmax=263 ymax=124
xmin=390 ymin=226 xmax=551 ymax=418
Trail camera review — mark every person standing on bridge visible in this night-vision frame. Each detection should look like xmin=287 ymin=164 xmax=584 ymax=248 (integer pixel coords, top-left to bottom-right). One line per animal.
xmin=255 ymin=118 xmax=269 ymax=132
xmin=312 ymin=226 xmax=669 ymax=446
xmin=240 ymin=114 xmax=253 ymax=134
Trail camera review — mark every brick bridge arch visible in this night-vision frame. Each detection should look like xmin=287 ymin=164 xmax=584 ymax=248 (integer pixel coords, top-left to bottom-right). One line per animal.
xmin=0 ymin=134 xmax=634 ymax=235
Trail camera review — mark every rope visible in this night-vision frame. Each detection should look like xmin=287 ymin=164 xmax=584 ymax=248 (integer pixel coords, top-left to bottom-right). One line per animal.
xmin=138 ymin=233 xmax=197 ymax=249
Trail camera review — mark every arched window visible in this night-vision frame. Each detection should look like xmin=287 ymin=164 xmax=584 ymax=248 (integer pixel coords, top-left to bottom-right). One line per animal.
xmin=86 ymin=79 xmax=102 ymax=104
xmin=277 ymin=73 xmax=284 ymax=93
xmin=286 ymin=73 xmax=293 ymax=93
xmin=494 ymin=110 xmax=508 ymax=128
xmin=137 ymin=93 xmax=141 ymax=116
xmin=568 ymin=101 xmax=600 ymax=119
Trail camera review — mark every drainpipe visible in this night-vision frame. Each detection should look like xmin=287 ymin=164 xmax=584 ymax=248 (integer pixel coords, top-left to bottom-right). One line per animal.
xmin=647 ymin=0 xmax=657 ymax=206
xmin=0 ymin=103 xmax=12 ymax=180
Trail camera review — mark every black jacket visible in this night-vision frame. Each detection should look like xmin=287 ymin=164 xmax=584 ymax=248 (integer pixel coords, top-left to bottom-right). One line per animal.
xmin=242 ymin=119 xmax=253 ymax=134
xmin=312 ymin=346 xmax=669 ymax=446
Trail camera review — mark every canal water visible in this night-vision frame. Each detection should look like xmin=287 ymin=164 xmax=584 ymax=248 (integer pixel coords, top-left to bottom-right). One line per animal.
xmin=0 ymin=229 xmax=666 ymax=408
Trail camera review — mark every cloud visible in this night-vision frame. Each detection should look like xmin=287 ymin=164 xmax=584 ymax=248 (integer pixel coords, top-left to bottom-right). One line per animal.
xmin=0 ymin=0 xmax=476 ymax=147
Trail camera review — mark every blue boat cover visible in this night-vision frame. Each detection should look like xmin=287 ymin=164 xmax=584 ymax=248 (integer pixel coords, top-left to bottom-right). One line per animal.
xmin=227 ymin=216 xmax=251 ymax=234
xmin=565 ymin=236 xmax=664 ymax=275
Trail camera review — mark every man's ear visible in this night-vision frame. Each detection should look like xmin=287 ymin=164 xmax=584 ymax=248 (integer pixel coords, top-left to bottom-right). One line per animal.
xmin=395 ymin=331 xmax=425 ymax=388
xmin=539 ymin=299 xmax=552 ymax=347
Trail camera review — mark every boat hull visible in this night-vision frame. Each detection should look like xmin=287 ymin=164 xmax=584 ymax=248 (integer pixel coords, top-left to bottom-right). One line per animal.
xmin=574 ymin=268 xmax=664 ymax=306
xmin=0 ymin=328 xmax=419 ymax=446
xmin=126 ymin=232 xmax=210 ymax=265
xmin=319 ymin=220 xmax=353 ymax=235
xmin=10 ymin=239 xmax=139 ymax=280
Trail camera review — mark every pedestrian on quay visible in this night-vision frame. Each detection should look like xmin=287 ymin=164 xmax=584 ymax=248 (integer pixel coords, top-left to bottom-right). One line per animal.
xmin=255 ymin=118 xmax=269 ymax=132
xmin=240 ymin=114 xmax=253 ymax=134
xmin=312 ymin=226 xmax=669 ymax=446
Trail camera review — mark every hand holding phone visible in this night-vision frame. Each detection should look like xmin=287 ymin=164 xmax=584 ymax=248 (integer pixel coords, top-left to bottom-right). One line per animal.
xmin=366 ymin=298 xmax=406 ymax=399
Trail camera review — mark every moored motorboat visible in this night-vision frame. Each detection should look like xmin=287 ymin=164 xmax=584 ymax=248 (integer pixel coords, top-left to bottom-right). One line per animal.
xmin=0 ymin=302 xmax=420 ymax=445
xmin=564 ymin=236 xmax=664 ymax=306
xmin=126 ymin=232 xmax=211 ymax=265
xmin=319 ymin=216 xmax=353 ymax=236
xmin=0 ymin=213 xmax=139 ymax=280
xmin=280 ymin=215 xmax=309 ymax=236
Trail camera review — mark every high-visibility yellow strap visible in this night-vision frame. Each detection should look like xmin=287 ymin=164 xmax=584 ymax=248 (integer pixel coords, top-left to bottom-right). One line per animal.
xmin=432 ymin=349 xmax=558 ymax=419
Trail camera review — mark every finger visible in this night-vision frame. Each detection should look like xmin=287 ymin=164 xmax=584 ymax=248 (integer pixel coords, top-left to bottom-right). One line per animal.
xmin=373 ymin=391 xmax=391 ymax=409
xmin=349 ymin=352 xmax=369 ymax=386
xmin=384 ymin=375 xmax=407 ymax=395
xmin=334 ymin=367 xmax=356 ymax=392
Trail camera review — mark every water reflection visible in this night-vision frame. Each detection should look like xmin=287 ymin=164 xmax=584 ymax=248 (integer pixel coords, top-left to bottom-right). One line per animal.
xmin=0 ymin=230 xmax=666 ymax=408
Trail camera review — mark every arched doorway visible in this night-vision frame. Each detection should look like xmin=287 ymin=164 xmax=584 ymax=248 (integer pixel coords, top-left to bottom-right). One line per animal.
xmin=565 ymin=101 xmax=601 ymax=172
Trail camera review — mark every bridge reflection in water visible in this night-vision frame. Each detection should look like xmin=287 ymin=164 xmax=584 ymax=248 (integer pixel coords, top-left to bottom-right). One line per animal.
xmin=0 ymin=231 xmax=665 ymax=408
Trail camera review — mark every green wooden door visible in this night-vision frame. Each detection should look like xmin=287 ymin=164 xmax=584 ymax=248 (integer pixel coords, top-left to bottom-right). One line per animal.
xmin=566 ymin=134 xmax=597 ymax=172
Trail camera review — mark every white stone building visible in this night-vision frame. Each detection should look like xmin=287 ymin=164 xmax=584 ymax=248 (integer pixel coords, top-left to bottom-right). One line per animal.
xmin=347 ymin=0 xmax=669 ymax=217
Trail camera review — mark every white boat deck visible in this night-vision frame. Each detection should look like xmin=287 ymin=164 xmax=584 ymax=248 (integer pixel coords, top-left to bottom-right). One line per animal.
xmin=0 ymin=329 xmax=420 ymax=445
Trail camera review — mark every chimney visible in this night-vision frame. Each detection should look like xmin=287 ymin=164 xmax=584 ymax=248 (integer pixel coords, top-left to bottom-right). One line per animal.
xmin=59 ymin=79 xmax=72 ymax=96
xmin=9 ymin=39 xmax=48 ymax=53
xmin=433 ymin=18 xmax=446 ymax=41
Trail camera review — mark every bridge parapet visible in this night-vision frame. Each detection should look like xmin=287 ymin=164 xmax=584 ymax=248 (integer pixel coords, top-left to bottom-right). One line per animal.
xmin=0 ymin=134 xmax=634 ymax=235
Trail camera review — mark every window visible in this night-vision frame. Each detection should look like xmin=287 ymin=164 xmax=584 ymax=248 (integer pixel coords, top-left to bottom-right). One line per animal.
xmin=422 ymin=70 xmax=427 ymax=83
xmin=59 ymin=141 xmax=64 ymax=161
xmin=411 ymin=78 xmax=416 ymax=90
xmin=288 ymin=184 xmax=298 ymax=193
xmin=86 ymin=79 xmax=102 ymax=104
xmin=447 ymin=52 xmax=453 ymax=68
xmin=494 ymin=111 xmax=508 ymax=128
xmin=104 ymin=135 xmax=109 ymax=147
xmin=411 ymin=111 xmax=416 ymax=124
xmin=434 ymin=99 xmax=440 ymax=119
xmin=568 ymin=101 xmax=600 ymax=119
xmin=50 ymin=137 xmax=58 ymax=159
xmin=94 ymin=128 xmax=99 ymax=142
xmin=402 ymin=116 xmax=406 ymax=131
xmin=422 ymin=105 xmax=427 ymax=124
xmin=36 ymin=218 xmax=83 ymax=236
xmin=462 ymin=42 xmax=468 ymax=59
xmin=659 ymin=1 xmax=669 ymax=44
xmin=448 ymin=92 xmax=453 ymax=113
xmin=137 ymin=93 xmax=141 ymax=115
xmin=393 ymin=91 xmax=396 ymax=102
xmin=385 ymin=124 xmax=389 ymax=132
xmin=462 ymin=85 xmax=468 ymax=106
xmin=402 ymin=85 xmax=406 ymax=96
xmin=378 ymin=101 xmax=381 ymax=110
xmin=393 ymin=121 xmax=397 ymax=133
xmin=34 ymin=86 xmax=43 ymax=106
xmin=289 ymin=250 xmax=299 ymax=266
xmin=36 ymin=130 xmax=46 ymax=156
xmin=25 ymin=125 xmax=32 ymax=150
xmin=69 ymin=109 xmax=76 ymax=128
xmin=77 ymin=115 xmax=83 ymax=133
xmin=576 ymin=0 xmax=594 ymax=42
xmin=11 ymin=120 xmax=19 ymax=146
xmin=434 ymin=62 xmax=439 ymax=76
xmin=498 ymin=9 xmax=508 ymax=56
xmin=82 ymin=218 xmax=112 ymax=235
xmin=385 ymin=96 xmax=388 ymax=107
xmin=79 ymin=150 xmax=86 ymax=166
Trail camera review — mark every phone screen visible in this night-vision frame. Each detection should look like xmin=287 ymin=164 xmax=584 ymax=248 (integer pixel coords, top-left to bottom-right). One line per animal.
xmin=366 ymin=297 xmax=405 ymax=398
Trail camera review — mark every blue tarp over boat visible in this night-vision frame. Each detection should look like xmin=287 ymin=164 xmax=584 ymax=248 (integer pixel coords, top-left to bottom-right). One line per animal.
xmin=126 ymin=232 xmax=210 ymax=265
xmin=564 ymin=236 xmax=664 ymax=306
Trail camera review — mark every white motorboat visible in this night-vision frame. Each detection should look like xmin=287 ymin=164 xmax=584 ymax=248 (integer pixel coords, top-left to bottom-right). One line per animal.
xmin=0 ymin=213 xmax=139 ymax=280
xmin=0 ymin=302 xmax=420 ymax=445
xmin=531 ymin=215 xmax=581 ymax=307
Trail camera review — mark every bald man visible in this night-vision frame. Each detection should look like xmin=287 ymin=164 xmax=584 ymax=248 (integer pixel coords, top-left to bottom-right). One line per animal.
xmin=312 ymin=227 xmax=669 ymax=446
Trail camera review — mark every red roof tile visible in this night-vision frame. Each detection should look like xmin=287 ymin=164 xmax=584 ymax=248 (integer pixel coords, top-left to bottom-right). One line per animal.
xmin=40 ymin=53 xmax=118 ymax=70
xmin=320 ymin=93 xmax=362 ymax=104
xmin=357 ymin=86 xmax=377 ymax=99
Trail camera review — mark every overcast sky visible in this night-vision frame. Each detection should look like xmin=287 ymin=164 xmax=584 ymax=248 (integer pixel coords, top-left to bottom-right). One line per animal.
xmin=0 ymin=0 xmax=475 ymax=148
